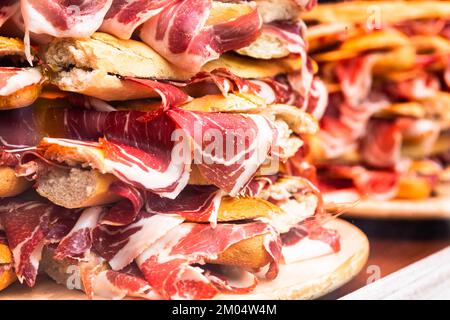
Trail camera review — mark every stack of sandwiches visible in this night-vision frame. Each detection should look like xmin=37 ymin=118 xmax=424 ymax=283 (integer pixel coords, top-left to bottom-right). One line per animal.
xmin=0 ymin=1 xmax=367 ymax=300
xmin=303 ymin=1 xmax=450 ymax=217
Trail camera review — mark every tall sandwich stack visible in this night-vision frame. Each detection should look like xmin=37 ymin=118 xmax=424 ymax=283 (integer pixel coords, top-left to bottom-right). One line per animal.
xmin=0 ymin=0 xmax=367 ymax=300
xmin=303 ymin=1 xmax=450 ymax=218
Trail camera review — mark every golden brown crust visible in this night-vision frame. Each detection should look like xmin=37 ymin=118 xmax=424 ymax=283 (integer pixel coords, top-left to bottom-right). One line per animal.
xmin=0 ymin=243 xmax=16 ymax=292
xmin=0 ymin=166 xmax=31 ymax=198
xmin=0 ymin=36 xmax=25 ymax=57
xmin=0 ymin=82 xmax=42 ymax=110
xmin=211 ymin=234 xmax=271 ymax=270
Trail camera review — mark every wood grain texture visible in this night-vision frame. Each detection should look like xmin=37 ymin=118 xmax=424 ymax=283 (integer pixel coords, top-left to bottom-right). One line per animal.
xmin=341 ymin=246 xmax=450 ymax=300
xmin=322 ymin=219 xmax=450 ymax=299
xmin=0 ymin=219 xmax=369 ymax=300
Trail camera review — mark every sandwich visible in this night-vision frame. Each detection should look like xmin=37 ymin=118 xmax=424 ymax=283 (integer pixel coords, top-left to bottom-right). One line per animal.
xmin=302 ymin=1 xmax=450 ymax=217
xmin=0 ymin=0 xmax=367 ymax=300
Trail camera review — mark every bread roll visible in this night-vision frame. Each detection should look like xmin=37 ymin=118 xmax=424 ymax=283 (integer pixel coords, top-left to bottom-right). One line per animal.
xmin=0 ymin=166 xmax=31 ymax=198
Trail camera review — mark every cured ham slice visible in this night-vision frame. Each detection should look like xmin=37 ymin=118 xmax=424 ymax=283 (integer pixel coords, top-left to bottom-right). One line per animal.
xmin=136 ymin=222 xmax=281 ymax=300
xmin=144 ymin=185 xmax=224 ymax=225
xmin=320 ymin=165 xmax=399 ymax=201
xmin=0 ymin=200 xmax=78 ymax=286
xmin=140 ymin=0 xmax=262 ymax=72
xmin=360 ymin=119 xmax=402 ymax=169
xmin=38 ymin=109 xmax=192 ymax=199
xmin=100 ymin=0 xmax=177 ymax=40
xmin=93 ymin=212 xmax=184 ymax=271
xmin=0 ymin=67 xmax=43 ymax=97
xmin=0 ymin=1 xmax=18 ymax=27
xmin=20 ymin=0 xmax=113 ymax=38
xmin=53 ymin=206 xmax=103 ymax=261
xmin=168 ymin=108 xmax=278 ymax=196
xmin=90 ymin=269 xmax=159 ymax=300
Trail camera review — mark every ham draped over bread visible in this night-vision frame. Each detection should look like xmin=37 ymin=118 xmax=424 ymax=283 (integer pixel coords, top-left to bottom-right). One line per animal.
xmin=0 ymin=0 xmax=347 ymax=301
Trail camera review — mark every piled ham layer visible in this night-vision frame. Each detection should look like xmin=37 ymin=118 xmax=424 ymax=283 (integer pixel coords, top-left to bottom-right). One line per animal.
xmin=302 ymin=1 xmax=450 ymax=204
xmin=0 ymin=0 xmax=342 ymax=300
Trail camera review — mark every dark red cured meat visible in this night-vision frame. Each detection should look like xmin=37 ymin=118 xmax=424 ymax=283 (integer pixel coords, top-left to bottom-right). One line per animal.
xmin=360 ymin=119 xmax=402 ymax=169
xmin=137 ymin=222 xmax=281 ymax=299
xmin=101 ymin=0 xmax=176 ymax=39
xmin=140 ymin=0 xmax=262 ymax=72
xmin=167 ymin=108 xmax=277 ymax=196
xmin=0 ymin=199 xmax=78 ymax=286
xmin=53 ymin=207 xmax=102 ymax=261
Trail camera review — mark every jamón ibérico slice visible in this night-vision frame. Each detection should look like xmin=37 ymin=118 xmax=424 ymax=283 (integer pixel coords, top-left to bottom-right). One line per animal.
xmin=280 ymin=219 xmax=340 ymax=264
xmin=0 ymin=67 xmax=42 ymax=97
xmin=0 ymin=200 xmax=77 ymax=286
xmin=336 ymin=55 xmax=376 ymax=107
xmin=101 ymin=181 xmax=145 ymax=226
xmin=38 ymin=113 xmax=191 ymax=199
xmin=136 ymin=222 xmax=280 ymax=300
xmin=281 ymin=219 xmax=340 ymax=253
xmin=100 ymin=0 xmax=176 ymax=40
xmin=0 ymin=0 xmax=18 ymax=27
xmin=21 ymin=0 xmax=113 ymax=38
xmin=91 ymin=268 xmax=159 ymax=300
xmin=93 ymin=212 xmax=184 ymax=271
xmin=321 ymin=165 xmax=399 ymax=201
xmin=53 ymin=207 xmax=102 ymax=261
xmin=140 ymin=0 xmax=262 ymax=72
xmin=145 ymin=185 xmax=224 ymax=225
xmin=263 ymin=21 xmax=306 ymax=55
xmin=360 ymin=119 xmax=402 ymax=169
xmin=124 ymin=77 xmax=190 ymax=110
xmin=168 ymin=108 xmax=278 ymax=196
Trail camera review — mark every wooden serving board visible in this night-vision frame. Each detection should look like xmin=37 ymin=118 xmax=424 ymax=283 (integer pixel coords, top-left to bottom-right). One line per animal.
xmin=327 ymin=196 xmax=450 ymax=220
xmin=0 ymin=219 xmax=369 ymax=300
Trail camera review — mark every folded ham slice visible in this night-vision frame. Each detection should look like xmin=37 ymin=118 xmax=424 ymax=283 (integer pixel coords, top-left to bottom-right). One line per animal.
xmin=0 ymin=67 xmax=42 ymax=97
xmin=136 ymin=222 xmax=281 ymax=300
xmin=139 ymin=0 xmax=262 ymax=72
xmin=0 ymin=0 xmax=18 ymax=27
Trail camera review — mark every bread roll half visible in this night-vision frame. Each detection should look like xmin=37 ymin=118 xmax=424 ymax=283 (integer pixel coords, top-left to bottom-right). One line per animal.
xmin=0 ymin=166 xmax=31 ymax=198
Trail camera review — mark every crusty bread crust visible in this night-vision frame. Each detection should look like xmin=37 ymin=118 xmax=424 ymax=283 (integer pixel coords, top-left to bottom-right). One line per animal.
xmin=0 ymin=82 xmax=42 ymax=110
xmin=0 ymin=166 xmax=31 ymax=197
xmin=36 ymin=168 xmax=120 ymax=208
xmin=0 ymin=243 xmax=16 ymax=291
xmin=211 ymin=234 xmax=271 ymax=270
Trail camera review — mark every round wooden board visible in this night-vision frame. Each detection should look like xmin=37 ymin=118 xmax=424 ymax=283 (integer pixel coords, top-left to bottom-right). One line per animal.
xmin=0 ymin=219 xmax=369 ymax=300
xmin=328 ymin=197 xmax=450 ymax=220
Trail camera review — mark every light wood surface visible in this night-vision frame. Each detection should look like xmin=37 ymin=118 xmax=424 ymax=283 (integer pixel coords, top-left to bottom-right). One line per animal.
xmin=0 ymin=219 xmax=369 ymax=300
xmin=341 ymin=246 xmax=450 ymax=299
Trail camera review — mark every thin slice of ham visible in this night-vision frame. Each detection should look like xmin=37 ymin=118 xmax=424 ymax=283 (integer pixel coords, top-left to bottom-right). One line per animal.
xmin=140 ymin=0 xmax=262 ymax=72
xmin=0 ymin=0 xmax=18 ymax=27
xmin=0 ymin=199 xmax=78 ymax=286
xmin=93 ymin=212 xmax=184 ymax=271
xmin=320 ymin=165 xmax=399 ymax=201
xmin=136 ymin=222 xmax=280 ymax=300
xmin=53 ymin=206 xmax=103 ymax=261
xmin=100 ymin=0 xmax=177 ymax=40
xmin=360 ymin=119 xmax=402 ymax=169
xmin=20 ymin=0 xmax=113 ymax=38
xmin=0 ymin=67 xmax=42 ymax=96
xmin=168 ymin=108 xmax=278 ymax=196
